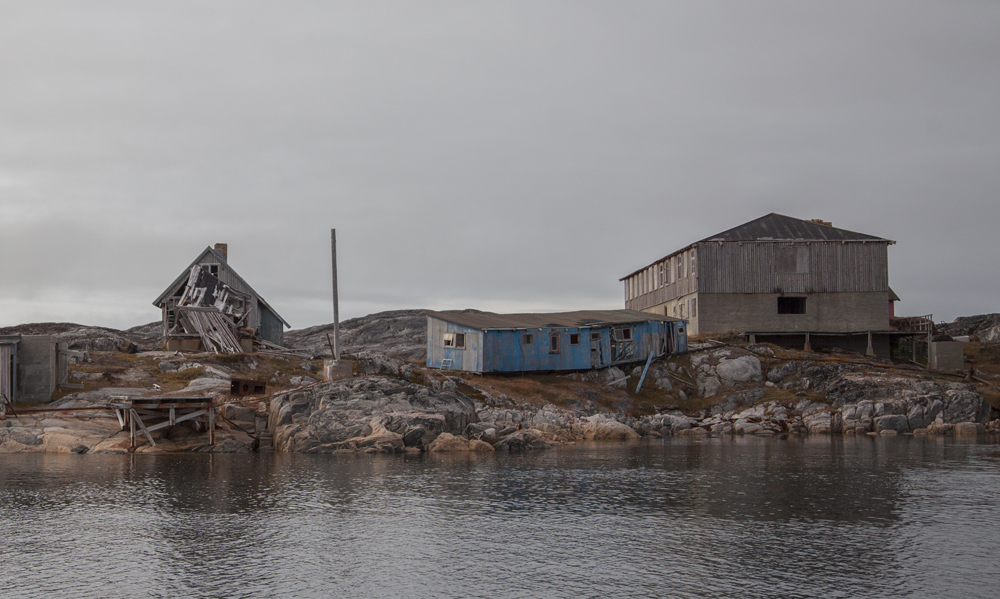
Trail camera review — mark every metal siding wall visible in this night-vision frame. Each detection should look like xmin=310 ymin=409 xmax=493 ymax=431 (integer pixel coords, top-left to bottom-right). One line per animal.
xmin=427 ymin=318 xmax=482 ymax=372
xmin=696 ymin=241 xmax=888 ymax=294
xmin=259 ymin=307 xmax=284 ymax=346
xmin=484 ymin=328 xmax=593 ymax=373
xmin=431 ymin=322 xmax=688 ymax=372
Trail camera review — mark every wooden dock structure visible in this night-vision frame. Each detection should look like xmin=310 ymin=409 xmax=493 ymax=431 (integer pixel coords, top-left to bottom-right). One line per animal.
xmin=110 ymin=396 xmax=216 ymax=450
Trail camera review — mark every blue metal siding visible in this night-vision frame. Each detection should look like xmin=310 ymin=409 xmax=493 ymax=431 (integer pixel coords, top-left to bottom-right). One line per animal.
xmin=426 ymin=318 xmax=482 ymax=372
xmin=483 ymin=328 xmax=592 ymax=373
xmin=427 ymin=316 xmax=688 ymax=374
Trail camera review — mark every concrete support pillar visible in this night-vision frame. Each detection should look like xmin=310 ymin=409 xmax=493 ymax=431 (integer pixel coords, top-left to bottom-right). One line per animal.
xmin=803 ymin=332 xmax=811 ymax=352
xmin=866 ymin=331 xmax=875 ymax=357
xmin=749 ymin=334 xmax=756 ymax=345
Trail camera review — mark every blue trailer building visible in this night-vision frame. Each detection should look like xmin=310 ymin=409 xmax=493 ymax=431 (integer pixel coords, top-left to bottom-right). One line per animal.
xmin=426 ymin=310 xmax=687 ymax=374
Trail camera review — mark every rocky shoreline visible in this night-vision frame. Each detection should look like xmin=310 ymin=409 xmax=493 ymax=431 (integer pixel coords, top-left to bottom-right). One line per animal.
xmin=261 ymin=344 xmax=999 ymax=454
xmin=2 ymin=317 xmax=999 ymax=454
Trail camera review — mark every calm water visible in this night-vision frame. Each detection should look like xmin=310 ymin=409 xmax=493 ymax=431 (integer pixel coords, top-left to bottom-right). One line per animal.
xmin=2 ymin=438 xmax=999 ymax=599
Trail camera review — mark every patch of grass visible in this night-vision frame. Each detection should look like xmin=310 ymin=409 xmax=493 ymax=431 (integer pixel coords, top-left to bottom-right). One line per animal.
xmin=965 ymin=343 xmax=1000 ymax=376
xmin=453 ymin=380 xmax=486 ymax=403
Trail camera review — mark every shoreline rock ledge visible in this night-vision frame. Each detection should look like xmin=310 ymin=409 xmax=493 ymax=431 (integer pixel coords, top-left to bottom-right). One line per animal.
xmin=268 ymin=376 xmax=479 ymax=453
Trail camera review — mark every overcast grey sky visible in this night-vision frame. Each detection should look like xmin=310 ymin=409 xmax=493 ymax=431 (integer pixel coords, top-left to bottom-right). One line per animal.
xmin=1 ymin=1 xmax=998 ymax=330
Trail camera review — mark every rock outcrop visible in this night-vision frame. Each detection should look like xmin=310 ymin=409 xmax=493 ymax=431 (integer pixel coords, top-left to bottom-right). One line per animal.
xmin=268 ymin=376 xmax=478 ymax=453
xmin=284 ymin=310 xmax=429 ymax=360
xmin=937 ymin=314 xmax=1000 ymax=343
xmin=0 ymin=321 xmax=163 ymax=351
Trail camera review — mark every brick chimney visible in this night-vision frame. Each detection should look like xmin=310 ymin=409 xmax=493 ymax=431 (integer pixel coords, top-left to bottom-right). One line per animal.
xmin=214 ymin=243 xmax=228 ymax=262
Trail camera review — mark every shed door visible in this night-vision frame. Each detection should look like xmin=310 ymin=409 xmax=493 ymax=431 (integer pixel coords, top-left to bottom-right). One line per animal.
xmin=1 ymin=345 xmax=12 ymax=403
xmin=590 ymin=333 xmax=603 ymax=368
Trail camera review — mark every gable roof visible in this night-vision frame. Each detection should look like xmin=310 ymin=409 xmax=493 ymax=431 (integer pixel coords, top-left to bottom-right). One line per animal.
xmin=621 ymin=213 xmax=893 ymax=280
xmin=701 ymin=213 xmax=891 ymax=243
xmin=426 ymin=309 xmax=684 ymax=331
xmin=152 ymin=246 xmax=289 ymax=328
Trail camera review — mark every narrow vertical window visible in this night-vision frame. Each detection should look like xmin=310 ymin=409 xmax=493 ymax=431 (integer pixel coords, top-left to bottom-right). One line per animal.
xmin=549 ymin=334 xmax=559 ymax=353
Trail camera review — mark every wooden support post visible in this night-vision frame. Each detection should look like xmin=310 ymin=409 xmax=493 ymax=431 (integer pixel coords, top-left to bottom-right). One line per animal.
xmin=803 ymin=332 xmax=812 ymax=352
xmin=131 ymin=409 xmax=156 ymax=447
xmin=331 ymin=228 xmax=340 ymax=362
xmin=866 ymin=331 xmax=875 ymax=357
xmin=749 ymin=334 xmax=756 ymax=345
xmin=129 ymin=409 xmax=136 ymax=449
xmin=208 ymin=407 xmax=215 ymax=445
xmin=169 ymin=407 xmax=175 ymax=426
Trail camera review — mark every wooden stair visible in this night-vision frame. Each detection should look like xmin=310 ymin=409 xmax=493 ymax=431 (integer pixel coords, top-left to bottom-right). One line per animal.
xmin=257 ymin=428 xmax=273 ymax=452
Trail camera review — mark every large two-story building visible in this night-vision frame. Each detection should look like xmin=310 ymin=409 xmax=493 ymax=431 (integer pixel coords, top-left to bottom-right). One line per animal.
xmin=620 ymin=213 xmax=898 ymax=356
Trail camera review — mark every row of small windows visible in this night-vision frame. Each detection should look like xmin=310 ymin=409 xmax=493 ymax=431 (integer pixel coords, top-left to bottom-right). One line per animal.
xmin=670 ymin=297 xmax=696 ymax=319
xmin=625 ymin=250 xmax=697 ymax=301
xmin=443 ymin=329 xmax=632 ymax=353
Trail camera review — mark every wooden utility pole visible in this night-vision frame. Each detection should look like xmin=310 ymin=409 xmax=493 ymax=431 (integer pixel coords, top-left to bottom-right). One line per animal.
xmin=331 ymin=229 xmax=340 ymax=361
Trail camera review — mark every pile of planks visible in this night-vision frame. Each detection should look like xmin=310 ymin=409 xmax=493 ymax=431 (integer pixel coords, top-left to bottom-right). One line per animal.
xmin=177 ymin=307 xmax=243 ymax=354
xmin=255 ymin=339 xmax=312 ymax=359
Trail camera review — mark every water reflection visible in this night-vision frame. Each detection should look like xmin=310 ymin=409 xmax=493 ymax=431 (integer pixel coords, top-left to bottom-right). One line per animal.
xmin=1 ymin=437 xmax=999 ymax=599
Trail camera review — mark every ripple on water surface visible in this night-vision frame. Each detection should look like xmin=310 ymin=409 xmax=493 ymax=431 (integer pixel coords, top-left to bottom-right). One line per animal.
xmin=1 ymin=437 xmax=999 ymax=599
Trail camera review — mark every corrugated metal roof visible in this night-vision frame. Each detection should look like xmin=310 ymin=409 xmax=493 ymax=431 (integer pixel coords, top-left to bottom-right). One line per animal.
xmin=701 ymin=213 xmax=890 ymax=242
xmin=426 ymin=309 xmax=684 ymax=330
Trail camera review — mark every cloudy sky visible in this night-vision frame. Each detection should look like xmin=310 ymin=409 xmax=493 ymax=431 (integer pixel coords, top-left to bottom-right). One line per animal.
xmin=1 ymin=1 xmax=997 ymax=330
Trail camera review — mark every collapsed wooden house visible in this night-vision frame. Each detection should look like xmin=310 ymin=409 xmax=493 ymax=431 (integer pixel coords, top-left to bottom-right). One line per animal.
xmin=152 ymin=243 xmax=289 ymax=353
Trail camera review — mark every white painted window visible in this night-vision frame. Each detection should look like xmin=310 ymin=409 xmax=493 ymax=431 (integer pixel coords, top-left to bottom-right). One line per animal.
xmin=690 ymin=250 xmax=697 ymax=277
xmin=443 ymin=333 xmax=465 ymax=349
xmin=691 ymin=298 xmax=697 ymax=317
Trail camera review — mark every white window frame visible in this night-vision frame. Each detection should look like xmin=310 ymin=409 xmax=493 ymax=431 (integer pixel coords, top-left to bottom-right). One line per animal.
xmin=443 ymin=332 xmax=465 ymax=349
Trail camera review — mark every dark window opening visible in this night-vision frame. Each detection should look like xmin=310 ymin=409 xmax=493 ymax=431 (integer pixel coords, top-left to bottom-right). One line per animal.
xmin=777 ymin=297 xmax=807 ymax=314
xmin=549 ymin=335 xmax=559 ymax=353
xmin=208 ymin=264 xmax=220 ymax=278
xmin=443 ymin=333 xmax=466 ymax=349
xmin=569 ymin=333 xmax=580 ymax=345
xmin=621 ymin=328 xmax=632 ymax=340
xmin=591 ymin=332 xmax=601 ymax=340
xmin=523 ymin=334 xmax=533 ymax=345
